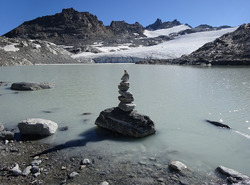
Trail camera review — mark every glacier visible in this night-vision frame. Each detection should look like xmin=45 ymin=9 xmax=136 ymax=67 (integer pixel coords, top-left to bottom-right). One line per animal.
xmin=73 ymin=26 xmax=238 ymax=63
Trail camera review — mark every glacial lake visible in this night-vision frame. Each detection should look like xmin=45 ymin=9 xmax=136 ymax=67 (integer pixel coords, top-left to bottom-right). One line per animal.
xmin=0 ymin=64 xmax=250 ymax=176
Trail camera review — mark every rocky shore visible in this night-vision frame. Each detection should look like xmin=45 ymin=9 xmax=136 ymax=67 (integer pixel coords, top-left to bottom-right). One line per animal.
xmin=0 ymin=139 xmax=235 ymax=185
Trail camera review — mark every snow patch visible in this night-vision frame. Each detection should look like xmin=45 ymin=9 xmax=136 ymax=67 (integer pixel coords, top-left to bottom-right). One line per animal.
xmin=3 ymin=44 xmax=19 ymax=52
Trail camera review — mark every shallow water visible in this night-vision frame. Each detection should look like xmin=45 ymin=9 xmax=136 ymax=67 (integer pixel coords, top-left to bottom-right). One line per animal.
xmin=0 ymin=64 xmax=250 ymax=176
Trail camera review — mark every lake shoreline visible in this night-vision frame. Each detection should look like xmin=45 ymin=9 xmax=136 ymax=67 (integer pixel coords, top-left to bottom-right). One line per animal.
xmin=0 ymin=139 xmax=227 ymax=185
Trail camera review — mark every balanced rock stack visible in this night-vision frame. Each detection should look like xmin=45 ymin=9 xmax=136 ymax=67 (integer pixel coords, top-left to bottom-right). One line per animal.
xmin=95 ymin=70 xmax=156 ymax=138
xmin=118 ymin=70 xmax=136 ymax=112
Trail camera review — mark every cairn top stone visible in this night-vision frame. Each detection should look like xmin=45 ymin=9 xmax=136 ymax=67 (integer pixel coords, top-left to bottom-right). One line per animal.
xmin=121 ymin=70 xmax=129 ymax=82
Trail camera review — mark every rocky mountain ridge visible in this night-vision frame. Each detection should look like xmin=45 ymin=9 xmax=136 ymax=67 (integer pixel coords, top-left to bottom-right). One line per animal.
xmin=3 ymin=8 xmax=230 ymax=54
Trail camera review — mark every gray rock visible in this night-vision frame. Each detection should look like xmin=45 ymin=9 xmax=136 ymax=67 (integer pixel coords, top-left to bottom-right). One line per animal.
xmin=100 ymin=181 xmax=109 ymax=185
xmin=118 ymin=90 xmax=133 ymax=98
xmin=217 ymin=166 xmax=250 ymax=181
xmin=11 ymin=82 xmax=54 ymax=91
xmin=31 ymin=160 xmax=42 ymax=166
xmin=118 ymin=95 xmax=134 ymax=103
xmin=18 ymin=118 xmax=58 ymax=136
xmin=10 ymin=163 xmax=22 ymax=176
xmin=0 ymin=122 xmax=4 ymax=131
xmin=118 ymin=84 xmax=129 ymax=91
xmin=68 ymin=171 xmax=79 ymax=179
xmin=169 ymin=161 xmax=187 ymax=172
xmin=0 ymin=130 xmax=14 ymax=140
xmin=31 ymin=166 xmax=40 ymax=174
xmin=118 ymin=102 xmax=136 ymax=112
xmin=81 ymin=158 xmax=91 ymax=165
xmin=95 ymin=107 xmax=156 ymax=138
xmin=22 ymin=166 xmax=32 ymax=176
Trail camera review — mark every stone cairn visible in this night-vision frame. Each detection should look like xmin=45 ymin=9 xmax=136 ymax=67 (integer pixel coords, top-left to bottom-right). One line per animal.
xmin=118 ymin=70 xmax=136 ymax=112
xmin=95 ymin=70 xmax=156 ymax=138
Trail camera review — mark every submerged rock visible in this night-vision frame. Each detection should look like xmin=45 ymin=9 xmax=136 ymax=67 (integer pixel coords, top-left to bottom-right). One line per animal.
xmin=95 ymin=70 xmax=155 ymax=138
xmin=18 ymin=118 xmax=58 ymax=136
xmin=11 ymin=82 xmax=54 ymax=91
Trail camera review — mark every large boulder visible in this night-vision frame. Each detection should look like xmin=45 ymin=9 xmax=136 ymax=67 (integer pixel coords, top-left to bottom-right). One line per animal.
xmin=18 ymin=118 xmax=58 ymax=136
xmin=95 ymin=107 xmax=156 ymax=138
xmin=0 ymin=130 xmax=15 ymax=140
xmin=11 ymin=82 xmax=54 ymax=91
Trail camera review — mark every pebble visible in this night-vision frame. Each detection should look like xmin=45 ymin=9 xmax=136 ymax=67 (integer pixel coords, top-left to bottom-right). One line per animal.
xmin=10 ymin=163 xmax=22 ymax=176
xmin=22 ymin=166 xmax=32 ymax=176
xmin=169 ymin=161 xmax=187 ymax=172
xmin=31 ymin=159 xmax=42 ymax=166
xmin=81 ymin=158 xmax=91 ymax=165
xmin=100 ymin=181 xmax=109 ymax=185
xmin=68 ymin=171 xmax=79 ymax=179
xmin=79 ymin=165 xmax=86 ymax=170
xmin=61 ymin=166 xmax=67 ymax=170
xmin=31 ymin=166 xmax=40 ymax=174
xmin=33 ymin=172 xmax=41 ymax=178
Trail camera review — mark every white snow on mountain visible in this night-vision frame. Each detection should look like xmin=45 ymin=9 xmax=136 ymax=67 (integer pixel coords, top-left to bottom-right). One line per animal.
xmin=73 ymin=26 xmax=238 ymax=63
xmin=143 ymin=24 xmax=191 ymax=38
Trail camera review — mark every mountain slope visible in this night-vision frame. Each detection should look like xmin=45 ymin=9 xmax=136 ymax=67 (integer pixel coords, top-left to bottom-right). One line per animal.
xmin=160 ymin=23 xmax=250 ymax=65
xmin=0 ymin=36 xmax=77 ymax=66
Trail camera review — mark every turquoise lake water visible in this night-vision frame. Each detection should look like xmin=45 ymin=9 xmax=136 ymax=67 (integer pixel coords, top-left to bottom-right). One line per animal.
xmin=0 ymin=64 xmax=249 ymax=176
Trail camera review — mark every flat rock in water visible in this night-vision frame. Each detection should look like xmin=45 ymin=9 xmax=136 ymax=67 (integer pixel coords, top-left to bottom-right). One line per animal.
xmin=18 ymin=118 xmax=58 ymax=136
xmin=217 ymin=166 xmax=250 ymax=182
xmin=95 ymin=107 xmax=156 ymax=138
xmin=11 ymin=82 xmax=54 ymax=91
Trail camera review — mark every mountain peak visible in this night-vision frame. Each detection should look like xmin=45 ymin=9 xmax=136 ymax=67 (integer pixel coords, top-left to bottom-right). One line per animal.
xmin=146 ymin=19 xmax=181 ymax=30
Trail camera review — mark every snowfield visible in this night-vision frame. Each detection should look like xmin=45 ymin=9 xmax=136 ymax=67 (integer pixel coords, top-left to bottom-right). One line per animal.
xmin=73 ymin=26 xmax=238 ymax=63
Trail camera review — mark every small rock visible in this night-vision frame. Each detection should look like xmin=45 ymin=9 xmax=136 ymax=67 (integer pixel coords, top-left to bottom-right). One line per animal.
xmin=10 ymin=148 xmax=19 ymax=152
xmin=31 ymin=166 xmax=40 ymax=174
xmin=31 ymin=160 xmax=42 ymax=166
xmin=79 ymin=165 xmax=86 ymax=170
xmin=61 ymin=166 xmax=67 ymax=170
xmin=33 ymin=172 xmax=41 ymax=177
xmin=59 ymin=126 xmax=68 ymax=131
xmin=22 ymin=166 xmax=32 ymax=176
xmin=169 ymin=161 xmax=187 ymax=172
xmin=4 ymin=140 xmax=9 ymax=145
xmin=10 ymin=82 xmax=54 ymax=91
xmin=68 ymin=171 xmax=79 ymax=179
xmin=0 ymin=131 xmax=14 ymax=140
xmin=100 ymin=181 xmax=109 ymax=185
xmin=33 ymin=156 xmax=39 ymax=160
xmin=10 ymin=163 xmax=22 ymax=176
xmin=157 ymin=178 xmax=164 ymax=182
xmin=81 ymin=158 xmax=91 ymax=165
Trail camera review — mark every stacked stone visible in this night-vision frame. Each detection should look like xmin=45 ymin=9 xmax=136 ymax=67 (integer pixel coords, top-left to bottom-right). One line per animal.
xmin=118 ymin=70 xmax=136 ymax=112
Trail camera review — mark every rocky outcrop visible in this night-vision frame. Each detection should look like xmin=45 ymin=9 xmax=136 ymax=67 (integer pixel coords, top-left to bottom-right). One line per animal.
xmin=110 ymin=21 xmax=145 ymax=37
xmin=178 ymin=24 xmax=231 ymax=35
xmin=95 ymin=70 xmax=156 ymax=138
xmin=11 ymin=82 xmax=54 ymax=91
xmin=0 ymin=36 xmax=78 ymax=66
xmin=18 ymin=118 xmax=58 ymax=136
xmin=146 ymin=18 xmax=181 ymax=30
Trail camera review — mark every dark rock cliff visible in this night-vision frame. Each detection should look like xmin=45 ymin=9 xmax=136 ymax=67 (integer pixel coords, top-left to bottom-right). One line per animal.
xmin=4 ymin=8 xmax=114 ymax=46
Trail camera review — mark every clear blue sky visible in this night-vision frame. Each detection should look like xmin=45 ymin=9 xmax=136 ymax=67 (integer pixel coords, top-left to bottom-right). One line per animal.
xmin=1 ymin=0 xmax=250 ymax=35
